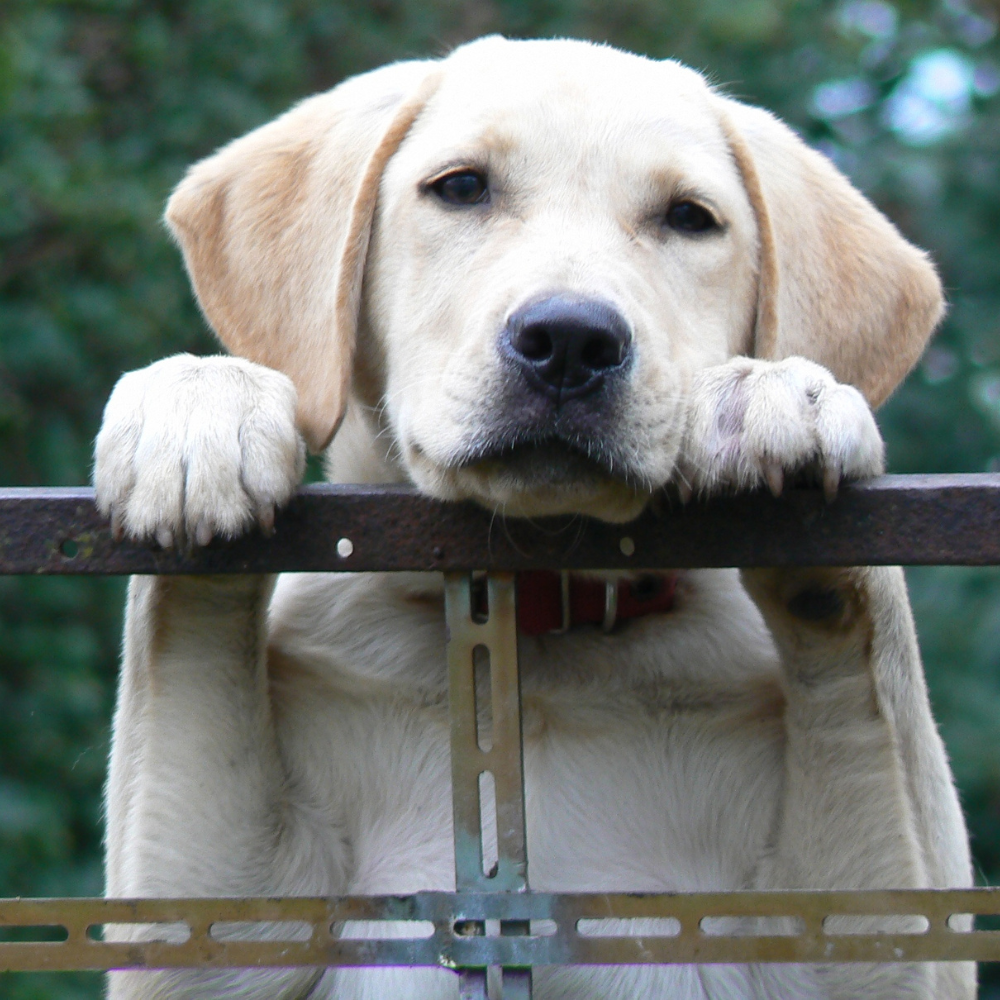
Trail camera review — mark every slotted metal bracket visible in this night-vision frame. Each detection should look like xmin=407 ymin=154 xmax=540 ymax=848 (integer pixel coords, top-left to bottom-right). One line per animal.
xmin=2 ymin=890 xmax=1000 ymax=971
xmin=446 ymin=572 xmax=532 ymax=999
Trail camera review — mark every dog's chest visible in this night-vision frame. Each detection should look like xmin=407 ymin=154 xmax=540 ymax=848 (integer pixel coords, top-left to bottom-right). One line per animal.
xmin=268 ymin=577 xmax=787 ymax=999
xmin=274 ymin=680 xmax=785 ymax=898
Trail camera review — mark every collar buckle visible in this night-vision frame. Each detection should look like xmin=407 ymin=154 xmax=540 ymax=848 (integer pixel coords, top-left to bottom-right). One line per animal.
xmin=602 ymin=579 xmax=618 ymax=633
xmin=548 ymin=570 xmax=572 ymax=634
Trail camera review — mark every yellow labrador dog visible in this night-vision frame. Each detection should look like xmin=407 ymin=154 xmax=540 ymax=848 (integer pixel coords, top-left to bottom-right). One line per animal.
xmin=93 ymin=36 xmax=974 ymax=999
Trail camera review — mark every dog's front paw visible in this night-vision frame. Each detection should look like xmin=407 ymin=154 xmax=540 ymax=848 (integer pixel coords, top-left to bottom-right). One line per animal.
xmin=94 ymin=354 xmax=306 ymax=547
xmin=677 ymin=356 xmax=884 ymax=501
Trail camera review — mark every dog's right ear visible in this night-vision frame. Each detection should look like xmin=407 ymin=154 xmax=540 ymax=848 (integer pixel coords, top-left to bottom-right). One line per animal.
xmin=165 ymin=61 xmax=441 ymax=452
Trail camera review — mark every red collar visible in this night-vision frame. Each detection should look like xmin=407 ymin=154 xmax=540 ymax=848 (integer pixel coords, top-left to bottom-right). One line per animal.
xmin=510 ymin=571 xmax=677 ymax=636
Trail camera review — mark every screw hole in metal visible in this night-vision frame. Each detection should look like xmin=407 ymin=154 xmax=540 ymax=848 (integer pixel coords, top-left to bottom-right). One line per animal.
xmin=85 ymin=921 xmax=190 ymax=943
xmin=0 ymin=924 xmax=69 ymax=943
xmin=479 ymin=770 xmax=499 ymax=879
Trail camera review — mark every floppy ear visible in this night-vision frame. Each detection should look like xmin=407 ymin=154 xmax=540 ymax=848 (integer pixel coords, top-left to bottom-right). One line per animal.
xmin=715 ymin=96 xmax=944 ymax=408
xmin=165 ymin=61 xmax=441 ymax=451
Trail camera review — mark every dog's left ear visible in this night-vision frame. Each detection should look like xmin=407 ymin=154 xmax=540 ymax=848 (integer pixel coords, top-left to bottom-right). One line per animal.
xmin=715 ymin=96 xmax=944 ymax=407
xmin=166 ymin=61 xmax=441 ymax=451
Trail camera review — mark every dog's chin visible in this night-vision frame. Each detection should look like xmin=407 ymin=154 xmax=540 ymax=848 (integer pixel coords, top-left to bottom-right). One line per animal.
xmin=422 ymin=440 xmax=653 ymax=523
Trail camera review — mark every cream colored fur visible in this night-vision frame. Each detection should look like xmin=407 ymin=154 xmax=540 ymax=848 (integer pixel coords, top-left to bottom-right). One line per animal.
xmin=93 ymin=37 xmax=974 ymax=999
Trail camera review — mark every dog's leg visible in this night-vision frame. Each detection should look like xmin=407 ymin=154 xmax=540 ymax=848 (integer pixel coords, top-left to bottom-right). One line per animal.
xmin=96 ymin=356 xmax=333 ymax=998
xmin=106 ymin=575 xmax=331 ymax=1000
xmin=742 ymin=566 xmax=972 ymax=895
xmin=680 ymin=356 xmax=974 ymax=998
xmin=741 ymin=565 xmax=973 ymax=998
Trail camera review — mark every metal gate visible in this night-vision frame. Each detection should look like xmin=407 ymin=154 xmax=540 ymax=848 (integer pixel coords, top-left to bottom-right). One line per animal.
xmin=2 ymin=474 xmax=1000 ymax=996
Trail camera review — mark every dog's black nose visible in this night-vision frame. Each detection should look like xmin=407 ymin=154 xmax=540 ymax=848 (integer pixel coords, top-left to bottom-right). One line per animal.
xmin=503 ymin=296 xmax=632 ymax=399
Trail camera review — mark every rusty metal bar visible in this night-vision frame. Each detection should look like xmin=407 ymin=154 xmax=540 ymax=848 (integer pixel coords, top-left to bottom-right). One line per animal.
xmin=5 ymin=475 xmax=1000 ymax=575
xmin=2 ymin=890 xmax=1000 ymax=971
xmin=446 ymin=573 xmax=531 ymax=997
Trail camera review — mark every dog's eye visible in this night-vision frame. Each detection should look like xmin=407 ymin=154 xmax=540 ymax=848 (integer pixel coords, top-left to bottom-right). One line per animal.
xmin=665 ymin=201 xmax=718 ymax=234
xmin=430 ymin=170 xmax=489 ymax=206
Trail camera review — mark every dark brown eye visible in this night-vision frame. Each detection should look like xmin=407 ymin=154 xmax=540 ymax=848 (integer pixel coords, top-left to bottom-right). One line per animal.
xmin=665 ymin=200 xmax=718 ymax=233
xmin=430 ymin=170 xmax=489 ymax=205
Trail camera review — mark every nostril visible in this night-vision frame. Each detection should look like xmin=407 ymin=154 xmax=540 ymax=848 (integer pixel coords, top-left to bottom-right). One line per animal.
xmin=581 ymin=331 xmax=626 ymax=371
xmin=518 ymin=326 xmax=554 ymax=362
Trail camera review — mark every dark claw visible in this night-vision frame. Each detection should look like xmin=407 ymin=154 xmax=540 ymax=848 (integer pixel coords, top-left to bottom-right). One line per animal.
xmin=823 ymin=466 xmax=840 ymax=504
xmin=258 ymin=503 xmax=276 ymax=537
xmin=765 ymin=462 xmax=784 ymax=498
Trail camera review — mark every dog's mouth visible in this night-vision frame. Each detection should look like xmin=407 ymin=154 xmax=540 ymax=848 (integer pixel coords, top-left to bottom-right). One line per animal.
xmin=458 ymin=436 xmax=623 ymax=488
xmin=444 ymin=435 xmax=652 ymax=521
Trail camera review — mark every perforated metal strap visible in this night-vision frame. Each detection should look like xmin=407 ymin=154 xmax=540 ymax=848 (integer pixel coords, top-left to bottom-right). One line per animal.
xmin=446 ymin=572 xmax=532 ymax=999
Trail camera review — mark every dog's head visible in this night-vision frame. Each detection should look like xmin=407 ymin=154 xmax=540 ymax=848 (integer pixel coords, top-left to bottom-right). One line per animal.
xmin=166 ymin=37 xmax=942 ymax=521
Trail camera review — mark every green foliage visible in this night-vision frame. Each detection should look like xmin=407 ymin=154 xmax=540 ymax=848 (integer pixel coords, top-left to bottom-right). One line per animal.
xmin=2 ymin=1 xmax=1000 ymax=996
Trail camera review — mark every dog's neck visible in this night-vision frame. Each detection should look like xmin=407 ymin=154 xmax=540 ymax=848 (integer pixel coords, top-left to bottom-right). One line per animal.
xmin=481 ymin=571 xmax=678 ymax=635
xmin=321 ymin=400 xmax=678 ymax=635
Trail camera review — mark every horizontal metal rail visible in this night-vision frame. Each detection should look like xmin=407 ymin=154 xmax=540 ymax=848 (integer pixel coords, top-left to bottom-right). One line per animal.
xmin=2 ymin=475 xmax=1000 ymax=574
xmin=1 ymin=890 xmax=999 ymax=971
